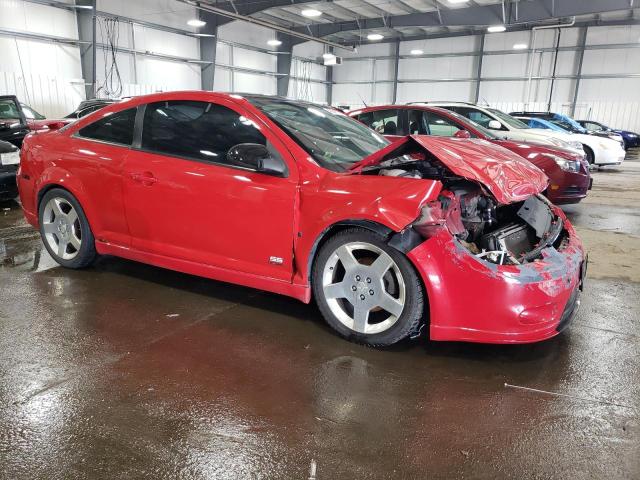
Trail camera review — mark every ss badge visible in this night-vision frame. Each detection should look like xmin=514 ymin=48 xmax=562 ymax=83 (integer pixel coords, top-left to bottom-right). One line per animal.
xmin=269 ymin=256 xmax=284 ymax=265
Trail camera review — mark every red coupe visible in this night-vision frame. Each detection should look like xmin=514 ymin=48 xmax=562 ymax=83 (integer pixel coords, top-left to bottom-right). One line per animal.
xmin=18 ymin=91 xmax=586 ymax=346
xmin=349 ymin=104 xmax=592 ymax=205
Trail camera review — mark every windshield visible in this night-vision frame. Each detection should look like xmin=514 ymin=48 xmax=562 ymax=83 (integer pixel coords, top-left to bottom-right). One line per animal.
xmin=249 ymin=97 xmax=389 ymax=172
xmin=446 ymin=110 xmax=500 ymax=139
xmin=487 ymin=108 xmax=530 ymax=129
xmin=531 ymin=118 xmax=569 ymax=132
xmin=21 ymin=105 xmax=45 ymax=120
xmin=548 ymin=118 xmax=584 ymax=133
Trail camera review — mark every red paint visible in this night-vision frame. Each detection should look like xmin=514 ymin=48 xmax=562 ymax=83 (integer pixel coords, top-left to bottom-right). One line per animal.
xmin=350 ymin=105 xmax=591 ymax=205
xmin=26 ymin=118 xmax=73 ymax=132
xmin=18 ymin=91 xmax=585 ymax=344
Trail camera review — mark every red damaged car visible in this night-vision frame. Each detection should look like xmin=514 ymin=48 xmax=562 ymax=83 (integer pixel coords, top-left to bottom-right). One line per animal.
xmin=17 ymin=92 xmax=586 ymax=346
xmin=349 ymin=104 xmax=591 ymax=205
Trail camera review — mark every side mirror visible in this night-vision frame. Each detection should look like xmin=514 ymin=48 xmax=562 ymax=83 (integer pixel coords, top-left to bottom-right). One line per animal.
xmin=454 ymin=129 xmax=471 ymax=139
xmin=487 ymin=120 xmax=503 ymax=130
xmin=226 ymin=143 xmax=287 ymax=177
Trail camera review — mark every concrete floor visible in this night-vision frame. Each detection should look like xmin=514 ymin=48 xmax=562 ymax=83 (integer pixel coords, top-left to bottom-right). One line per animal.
xmin=1 ymin=154 xmax=639 ymax=480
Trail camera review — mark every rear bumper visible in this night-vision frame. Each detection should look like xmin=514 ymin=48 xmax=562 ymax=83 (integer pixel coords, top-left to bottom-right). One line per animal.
xmin=407 ymin=210 xmax=586 ymax=344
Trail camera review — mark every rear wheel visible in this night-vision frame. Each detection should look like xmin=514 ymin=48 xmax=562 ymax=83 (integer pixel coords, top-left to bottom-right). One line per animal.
xmin=312 ymin=228 xmax=425 ymax=347
xmin=39 ymin=188 xmax=97 ymax=268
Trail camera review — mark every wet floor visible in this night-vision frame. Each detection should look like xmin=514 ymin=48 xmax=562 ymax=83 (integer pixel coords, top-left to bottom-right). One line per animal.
xmin=1 ymin=154 xmax=639 ymax=479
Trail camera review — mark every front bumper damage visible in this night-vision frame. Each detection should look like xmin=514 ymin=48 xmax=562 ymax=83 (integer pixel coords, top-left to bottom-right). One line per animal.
xmin=407 ymin=206 xmax=586 ymax=344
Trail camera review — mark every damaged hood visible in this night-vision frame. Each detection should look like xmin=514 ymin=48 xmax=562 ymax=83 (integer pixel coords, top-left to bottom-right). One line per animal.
xmin=349 ymin=135 xmax=549 ymax=205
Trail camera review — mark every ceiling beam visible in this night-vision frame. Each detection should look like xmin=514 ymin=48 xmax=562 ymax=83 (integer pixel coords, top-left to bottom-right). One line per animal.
xmin=290 ymin=0 xmax=637 ymax=39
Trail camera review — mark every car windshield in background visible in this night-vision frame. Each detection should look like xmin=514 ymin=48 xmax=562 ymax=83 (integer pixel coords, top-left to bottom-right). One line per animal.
xmin=549 ymin=119 xmax=583 ymax=133
xmin=555 ymin=116 xmax=588 ymax=134
xmin=0 ymin=100 xmax=22 ymax=121
xmin=248 ymin=97 xmax=389 ymax=172
xmin=445 ymin=109 xmax=499 ymax=139
xmin=487 ymin=108 xmax=530 ymax=129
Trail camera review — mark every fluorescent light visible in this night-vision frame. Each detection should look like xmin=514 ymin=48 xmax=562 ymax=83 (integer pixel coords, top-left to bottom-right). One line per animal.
xmin=267 ymin=39 xmax=283 ymax=46
xmin=301 ymin=8 xmax=322 ymax=17
xmin=367 ymin=33 xmax=384 ymax=41
xmin=487 ymin=25 xmax=506 ymax=33
xmin=193 ymin=33 xmax=215 ymax=37
xmin=187 ymin=19 xmax=206 ymax=27
xmin=513 ymin=43 xmax=528 ymax=50
xmin=448 ymin=0 xmax=469 ymax=3
xmin=410 ymin=49 xmax=424 ymax=55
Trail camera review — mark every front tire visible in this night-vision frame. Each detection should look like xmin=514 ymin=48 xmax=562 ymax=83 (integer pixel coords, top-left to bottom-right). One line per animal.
xmin=312 ymin=228 xmax=425 ymax=347
xmin=584 ymin=145 xmax=595 ymax=166
xmin=38 ymin=188 xmax=97 ymax=268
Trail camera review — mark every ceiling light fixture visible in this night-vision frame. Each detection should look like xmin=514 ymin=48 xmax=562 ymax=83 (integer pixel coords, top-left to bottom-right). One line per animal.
xmin=187 ymin=19 xmax=206 ymax=27
xmin=410 ymin=49 xmax=424 ymax=55
xmin=447 ymin=0 xmax=469 ymax=4
xmin=367 ymin=33 xmax=384 ymax=41
xmin=487 ymin=25 xmax=506 ymax=33
xmin=267 ymin=39 xmax=283 ymax=46
xmin=301 ymin=8 xmax=322 ymax=18
xmin=513 ymin=43 xmax=528 ymax=49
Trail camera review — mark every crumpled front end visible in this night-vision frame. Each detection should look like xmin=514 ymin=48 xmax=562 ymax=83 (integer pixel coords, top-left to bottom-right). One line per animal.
xmin=407 ymin=188 xmax=586 ymax=343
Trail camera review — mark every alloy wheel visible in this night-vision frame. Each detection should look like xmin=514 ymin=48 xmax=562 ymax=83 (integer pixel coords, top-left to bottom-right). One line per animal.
xmin=321 ymin=242 xmax=406 ymax=335
xmin=42 ymin=197 xmax=82 ymax=260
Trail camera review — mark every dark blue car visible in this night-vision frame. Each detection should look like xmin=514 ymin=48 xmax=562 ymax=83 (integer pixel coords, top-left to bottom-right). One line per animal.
xmin=577 ymin=120 xmax=640 ymax=150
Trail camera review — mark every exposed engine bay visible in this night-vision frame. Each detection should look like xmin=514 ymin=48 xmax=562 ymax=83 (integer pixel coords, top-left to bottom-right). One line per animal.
xmin=367 ymin=155 xmax=565 ymax=265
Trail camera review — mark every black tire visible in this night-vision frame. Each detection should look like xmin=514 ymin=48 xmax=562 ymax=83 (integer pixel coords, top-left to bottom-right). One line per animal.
xmin=38 ymin=188 xmax=97 ymax=268
xmin=584 ymin=145 xmax=595 ymax=166
xmin=312 ymin=228 xmax=425 ymax=347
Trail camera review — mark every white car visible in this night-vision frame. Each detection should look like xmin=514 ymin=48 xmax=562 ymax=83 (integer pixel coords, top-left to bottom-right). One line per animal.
xmin=512 ymin=115 xmax=626 ymax=167
xmin=423 ymin=103 xmax=586 ymax=155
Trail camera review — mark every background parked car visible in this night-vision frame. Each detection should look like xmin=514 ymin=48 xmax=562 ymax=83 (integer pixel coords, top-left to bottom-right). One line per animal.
xmin=20 ymin=103 xmax=72 ymax=131
xmin=0 ymin=139 xmax=20 ymax=201
xmin=349 ymin=105 xmax=591 ymax=205
xmin=422 ymin=102 xmax=585 ymax=154
xmin=509 ymin=111 xmax=624 ymax=145
xmin=512 ymin=114 xmax=626 ymax=167
xmin=65 ymin=99 xmax=116 ymax=119
xmin=577 ymin=119 xmax=640 ymax=150
xmin=0 ymin=95 xmax=29 ymax=148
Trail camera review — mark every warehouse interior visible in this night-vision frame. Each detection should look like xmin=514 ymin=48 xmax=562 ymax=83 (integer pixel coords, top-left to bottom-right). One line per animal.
xmin=0 ymin=0 xmax=639 ymax=478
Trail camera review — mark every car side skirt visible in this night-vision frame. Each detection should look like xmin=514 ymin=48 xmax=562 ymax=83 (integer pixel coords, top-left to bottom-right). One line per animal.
xmin=96 ymin=241 xmax=312 ymax=303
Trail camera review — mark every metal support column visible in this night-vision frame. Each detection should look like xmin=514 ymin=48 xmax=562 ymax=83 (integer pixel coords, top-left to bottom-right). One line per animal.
xmin=570 ymin=26 xmax=588 ymax=117
xmin=199 ymin=9 xmax=218 ymax=91
xmin=474 ymin=34 xmax=485 ymax=103
xmin=76 ymin=0 xmax=96 ymax=99
xmin=547 ymin=28 xmax=561 ymax=110
xmin=326 ymin=48 xmax=334 ymax=106
xmin=392 ymin=40 xmax=400 ymax=104
xmin=276 ymin=33 xmax=293 ymax=97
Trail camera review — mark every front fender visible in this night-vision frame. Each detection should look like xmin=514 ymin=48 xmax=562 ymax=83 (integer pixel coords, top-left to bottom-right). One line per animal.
xmin=292 ymin=176 xmax=443 ymax=290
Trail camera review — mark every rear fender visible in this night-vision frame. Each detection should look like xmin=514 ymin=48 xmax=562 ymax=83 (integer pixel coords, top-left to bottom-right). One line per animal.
xmin=34 ymin=166 xmax=99 ymax=231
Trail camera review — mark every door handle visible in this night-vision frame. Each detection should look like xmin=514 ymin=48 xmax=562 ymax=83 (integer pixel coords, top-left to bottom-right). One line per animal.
xmin=128 ymin=171 xmax=158 ymax=186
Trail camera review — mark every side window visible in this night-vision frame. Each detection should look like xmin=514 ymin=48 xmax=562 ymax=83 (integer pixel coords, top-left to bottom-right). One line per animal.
xmin=77 ymin=107 xmax=136 ymax=145
xmin=355 ymin=111 xmax=374 ymax=129
xmin=455 ymin=107 xmax=493 ymax=128
xmin=584 ymin=122 xmax=599 ymax=132
xmin=408 ymin=110 xmax=427 ymax=135
xmin=141 ymin=100 xmax=266 ymax=164
xmin=358 ymin=110 xmax=400 ymax=135
xmin=425 ymin=112 xmax=464 ymax=137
